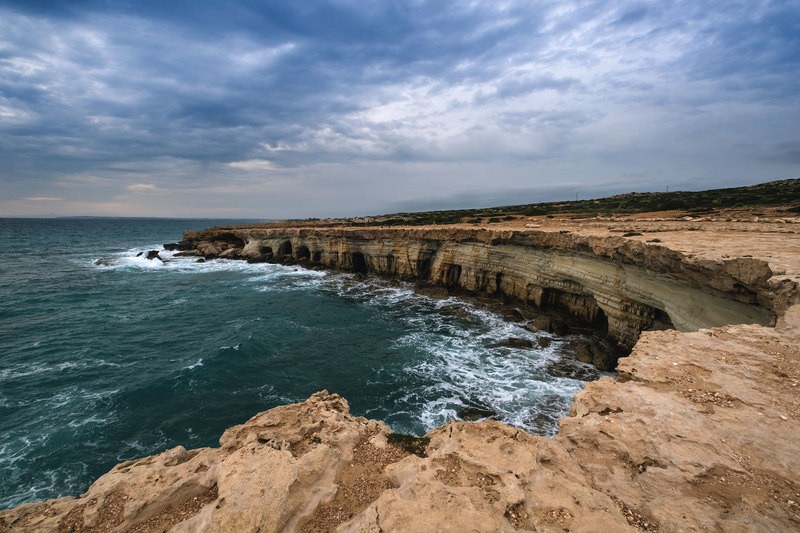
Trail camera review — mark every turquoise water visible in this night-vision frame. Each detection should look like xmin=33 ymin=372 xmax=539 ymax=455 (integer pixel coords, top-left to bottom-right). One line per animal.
xmin=0 ymin=218 xmax=599 ymax=509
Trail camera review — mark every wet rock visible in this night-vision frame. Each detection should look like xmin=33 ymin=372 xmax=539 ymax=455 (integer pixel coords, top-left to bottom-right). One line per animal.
xmin=94 ymin=257 xmax=116 ymax=266
xmin=573 ymin=341 xmax=594 ymax=364
xmin=499 ymin=337 xmax=535 ymax=349
xmin=568 ymin=337 xmax=618 ymax=371
xmin=527 ymin=316 xmax=570 ymax=336
xmin=174 ymin=250 xmax=201 ymax=257
xmin=163 ymin=241 xmax=193 ymax=251
xmin=508 ymin=307 xmax=530 ymax=322
xmin=537 ymin=337 xmax=552 ymax=348
xmin=457 ymin=399 xmax=497 ymax=421
xmin=545 ymin=358 xmax=600 ymax=381
xmin=196 ymin=258 xmax=206 ymax=263
xmin=415 ymin=284 xmax=449 ymax=299
xmin=145 ymin=250 xmax=163 ymax=262
xmin=438 ymin=304 xmax=473 ymax=321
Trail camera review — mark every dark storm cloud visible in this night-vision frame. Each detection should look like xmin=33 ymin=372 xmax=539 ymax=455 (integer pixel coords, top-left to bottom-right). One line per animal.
xmin=0 ymin=0 xmax=798 ymax=217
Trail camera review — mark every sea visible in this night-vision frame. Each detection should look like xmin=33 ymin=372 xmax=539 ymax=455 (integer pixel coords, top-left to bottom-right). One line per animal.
xmin=0 ymin=218 xmax=603 ymax=510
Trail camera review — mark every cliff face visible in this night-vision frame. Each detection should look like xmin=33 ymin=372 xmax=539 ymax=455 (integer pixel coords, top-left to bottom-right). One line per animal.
xmin=181 ymin=226 xmax=778 ymax=353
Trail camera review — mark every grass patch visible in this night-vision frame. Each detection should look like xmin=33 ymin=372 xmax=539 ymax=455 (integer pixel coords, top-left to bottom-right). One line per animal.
xmin=365 ymin=179 xmax=800 ymax=226
xmin=387 ymin=433 xmax=430 ymax=457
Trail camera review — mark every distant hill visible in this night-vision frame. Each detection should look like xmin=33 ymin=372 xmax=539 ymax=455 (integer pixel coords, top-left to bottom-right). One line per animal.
xmin=368 ymin=178 xmax=800 ymax=226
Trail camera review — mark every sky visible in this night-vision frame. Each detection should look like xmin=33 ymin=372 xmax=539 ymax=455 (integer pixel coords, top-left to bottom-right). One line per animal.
xmin=1 ymin=1 xmax=799 ymax=218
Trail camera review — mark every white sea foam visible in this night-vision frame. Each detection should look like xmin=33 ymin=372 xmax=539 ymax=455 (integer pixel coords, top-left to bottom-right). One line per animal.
xmin=185 ymin=358 xmax=204 ymax=370
xmin=312 ymin=274 xmax=599 ymax=434
xmin=88 ymin=252 xmax=599 ymax=435
xmin=117 ymin=429 xmax=168 ymax=462
xmin=67 ymin=415 xmax=110 ymax=429
xmin=0 ymin=359 xmax=126 ymax=382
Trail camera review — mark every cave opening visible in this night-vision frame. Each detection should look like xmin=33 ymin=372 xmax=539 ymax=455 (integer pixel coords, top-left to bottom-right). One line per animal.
xmin=649 ymin=308 xmax=674 ymax=331
xmin=416 ymin=256 xmax=432 ymax=278
xmin=445 ymin=264 xmax=462 ymax=286
xmin=259 ymin=246 xmax=273 ymax=256
xmin=277 ymin=240 xmax=293 ymax=257
xmin=296 ymin=245 xmax=311 ymax=260
xmin=216 ymin=233 xmax=246 ymax=248
xmin=311 ymin=251 xmax=322 ymax=263
xmin=540 ymin=288 xmax=609 ymax=336
xmin=495 ymin=272 xmax=504 ymax=294
xmin=352 ymin=252 xmax=368 ymax=275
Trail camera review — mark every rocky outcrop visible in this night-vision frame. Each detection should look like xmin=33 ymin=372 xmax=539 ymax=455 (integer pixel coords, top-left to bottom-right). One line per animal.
xmin=2 ymin=307 xmax=798 ymax=531
xmin=180 ymin=225 xmax=779 ymax=357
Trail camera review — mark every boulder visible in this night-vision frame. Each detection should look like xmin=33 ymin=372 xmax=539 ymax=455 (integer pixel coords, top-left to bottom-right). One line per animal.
xmin=568 ymin=338 xmax=618 ymax=371
xmin=527 ymin=315 xmax=570 ymax=336
xmin=499 ymin=337 xmax=535 ymax=349
xmin=457 ymin=398 xmax=497 ymax=421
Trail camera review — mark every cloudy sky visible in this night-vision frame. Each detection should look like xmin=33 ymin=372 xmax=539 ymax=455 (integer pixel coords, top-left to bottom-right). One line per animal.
xmin=1 ymin=1 xmax=798 ymax=218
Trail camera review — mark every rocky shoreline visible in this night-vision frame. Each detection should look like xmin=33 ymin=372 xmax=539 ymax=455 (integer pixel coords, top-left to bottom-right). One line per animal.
xmin=2 ymin=209 xmax=799 ymax=532
xmin=168 ymin=212 xmax=786 ymax=370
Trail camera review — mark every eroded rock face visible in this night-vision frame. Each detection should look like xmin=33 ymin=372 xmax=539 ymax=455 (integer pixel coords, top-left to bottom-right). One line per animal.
xmin=2 ymin=309 xmax=798 ymax=531
xmin=180 ymin=225 xmax=779 ymax=355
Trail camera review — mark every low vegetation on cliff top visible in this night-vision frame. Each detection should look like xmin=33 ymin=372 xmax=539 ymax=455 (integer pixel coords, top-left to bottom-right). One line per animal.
xmin=369 ymin=178 xmax=800 ymax=226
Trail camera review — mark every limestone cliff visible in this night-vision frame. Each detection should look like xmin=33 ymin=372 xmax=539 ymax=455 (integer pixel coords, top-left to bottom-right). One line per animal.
xmin=179 ymin=224 xmax=781 ymax=357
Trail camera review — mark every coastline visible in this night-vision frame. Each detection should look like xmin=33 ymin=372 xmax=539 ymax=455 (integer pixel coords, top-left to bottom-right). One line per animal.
xmin=2 ymin=208 xmax=799 ymax=531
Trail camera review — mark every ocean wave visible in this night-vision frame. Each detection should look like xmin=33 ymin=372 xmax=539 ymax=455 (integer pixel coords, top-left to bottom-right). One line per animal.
xmin=0 ymin=359 xmax=126 ymax=382
xmin=307 ymin=274 xmax=597 ymax=434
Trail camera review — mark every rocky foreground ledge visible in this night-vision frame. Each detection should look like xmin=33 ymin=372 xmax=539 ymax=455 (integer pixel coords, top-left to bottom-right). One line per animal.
xmin=2 ymin=311 xmax=798 ymax=532
xmin=2 ymin=210 xmax=799 ymax=532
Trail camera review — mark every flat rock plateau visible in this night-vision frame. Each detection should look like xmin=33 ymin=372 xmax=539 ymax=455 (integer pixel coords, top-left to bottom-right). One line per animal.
xmin=2 ymin=206 xmax=799 ymax=532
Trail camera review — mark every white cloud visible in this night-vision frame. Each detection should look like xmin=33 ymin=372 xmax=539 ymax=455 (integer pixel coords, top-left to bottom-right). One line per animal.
xmin=127 ymin=183 xmax=160 ymax=193
xmin=228 ymin=159 xmax=275 ymax=171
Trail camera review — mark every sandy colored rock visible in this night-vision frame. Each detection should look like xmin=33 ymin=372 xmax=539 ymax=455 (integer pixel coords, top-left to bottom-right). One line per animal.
xmin=182 ymin=209 xmax=798 ymax=354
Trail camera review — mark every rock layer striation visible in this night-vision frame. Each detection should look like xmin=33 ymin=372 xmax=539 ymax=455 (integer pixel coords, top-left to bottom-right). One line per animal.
xmin=179 ymin=223 xmax=783 ymax=359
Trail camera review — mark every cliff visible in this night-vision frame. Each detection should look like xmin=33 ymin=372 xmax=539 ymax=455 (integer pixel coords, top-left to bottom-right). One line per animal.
xmin=2 ymin=210 xmax=799 ymax=532
xmin=178 ymin=215 xmax=789 ymax=367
